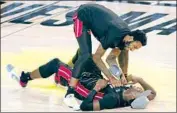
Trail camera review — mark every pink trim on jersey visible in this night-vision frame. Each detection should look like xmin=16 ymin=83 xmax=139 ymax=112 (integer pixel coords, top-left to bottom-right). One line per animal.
xmin=74 ymin=18 xmax=83 ymax=38
xmin=72 ymin=12 xmax=77 ymax=20
xmin=72 ymin=13 xmax=83 ymax=38
xmin=57 ymin=65 xmax=104 ymax=100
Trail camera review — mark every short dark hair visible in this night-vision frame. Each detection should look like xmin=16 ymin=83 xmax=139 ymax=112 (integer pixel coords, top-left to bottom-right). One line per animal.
xmin=130 ymin=30 xmax=147 ymax=46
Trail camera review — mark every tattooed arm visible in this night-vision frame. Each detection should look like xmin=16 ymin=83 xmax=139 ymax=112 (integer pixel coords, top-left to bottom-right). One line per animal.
xmin=106 ymin=48 xmax=121 ymax=67
xmin=93 ymin=44 xmax=122 ymax=87
xmin=118 ymin=49 xmax=129 ymax=76
xmin=106 ymin=48 xmax=129 ymax=84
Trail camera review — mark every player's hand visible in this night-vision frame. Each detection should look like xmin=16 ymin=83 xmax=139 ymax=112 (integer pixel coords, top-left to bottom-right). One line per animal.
xmin=94 ymin=79 xmax=108 ymax=92
xmin=147 ymin=94 xmax=156 ymax=100
xmin=109 ymin=76 xmax=122 ymax=87
xmin=121 ymin=74 xmax=128 ymax=85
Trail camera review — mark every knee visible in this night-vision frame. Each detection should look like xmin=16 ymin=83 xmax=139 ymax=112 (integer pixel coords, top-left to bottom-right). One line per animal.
xmin=51 ymin=58 xmax=60 ymax=64
xmin=49 ymin=58 xmax=61 ymax=68
xmin=80 ymin=53 xmax=91 ymax=61
xmin=39 ymin=58 xmax=61 ymax=78
xmin=73 ymin=53 xmax=91 ymax=70
xmin=76 ymin=53 xmax=92 ymax=65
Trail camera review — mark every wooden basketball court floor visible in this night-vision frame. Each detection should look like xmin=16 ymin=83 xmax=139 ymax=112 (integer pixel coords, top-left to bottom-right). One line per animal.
xmin=1 ymin=1 xmax=176 ymax=112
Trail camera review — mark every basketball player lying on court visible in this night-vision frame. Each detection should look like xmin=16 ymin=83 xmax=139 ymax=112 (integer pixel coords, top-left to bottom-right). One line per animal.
xmin=7 ymin=56 xmax=156 ymax=111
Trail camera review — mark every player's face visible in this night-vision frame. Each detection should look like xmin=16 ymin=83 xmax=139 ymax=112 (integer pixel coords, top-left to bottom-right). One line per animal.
xmin=123 ymin=86 xmax=143 ymax=101
xmin=125 ymin=41 xmax=142 ymax=51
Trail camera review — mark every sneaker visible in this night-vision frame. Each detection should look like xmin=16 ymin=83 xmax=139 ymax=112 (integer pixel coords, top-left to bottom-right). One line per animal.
xmin=6 ymin=64 xmax=20 ymax=83
xmin=63 ymin=94 xmax=80 ymax=110
xmin=19 ymin=71 xmax=28 ymax=87
xmin=6 ymin=64 xmax=28 ymax=88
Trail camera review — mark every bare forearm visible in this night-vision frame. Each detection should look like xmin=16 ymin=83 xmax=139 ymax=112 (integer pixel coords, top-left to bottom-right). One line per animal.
xmin=94 ymin=45 xmax=113 ymax=79
xmin=106 ymin=48 xmax=121 ymax=67
xmin=138 ymin=78 xmax=156 ymax=96
xmin=118 ymin=50 xmax=129 ymax=74
xmin=106 ymin=53 xmax=118 ymax=67
xmin=93 ymin=56 xmax=112 ymax=79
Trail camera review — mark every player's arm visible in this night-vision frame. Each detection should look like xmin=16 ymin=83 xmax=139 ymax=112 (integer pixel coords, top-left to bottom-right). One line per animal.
xmin=106 ymin=48 xmax=121 ymax=66
xmin=80 ymin=91 xmax=117 ymax=111
xmin=138 ymin=78 xmax=156 ymax=100
xmin=106 ymin=48 xmax=128 ymax=84
xmin=80 ymin=79 xmax=117 ymax=111
xmin=129 ymin=75 xmax=157 ymax=100
xmin=118 ymin=49 xmax=129 ymax=76
xmin=93 ymin=44 xmax=121 ymax=87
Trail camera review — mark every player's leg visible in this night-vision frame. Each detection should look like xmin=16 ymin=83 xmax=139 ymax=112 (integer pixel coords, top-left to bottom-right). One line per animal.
xmin=64 ymin=13 xmax=92 ymax=109
xmin=66 ymin=14 xmax=92 ymax=96
xmin=67 ymin=29 xmax=92 ymax=92
xmin=7 ymin=58 xmax=67 ymax=87
xmin=56 ymin=61 xmax=104 ymax=100
xmin=20 ymin=58 xmax=62 ymax=87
